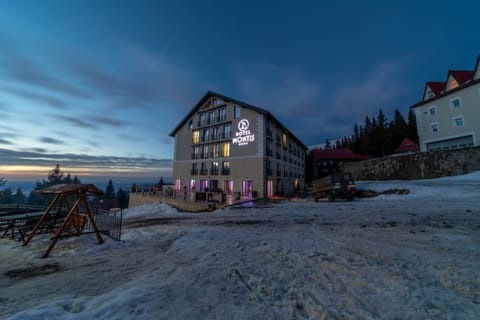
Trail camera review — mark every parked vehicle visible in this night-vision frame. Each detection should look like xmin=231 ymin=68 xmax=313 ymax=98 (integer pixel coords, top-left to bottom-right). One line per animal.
xmin=312 ymin=172 xmax=356 ymax=202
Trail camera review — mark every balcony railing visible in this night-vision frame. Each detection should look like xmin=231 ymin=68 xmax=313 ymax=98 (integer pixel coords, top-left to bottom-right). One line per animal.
xmin=191 ymin=169 xmax=198 ymax=175
xmin=221 ymin=168 xmax=231 ymax=175
xmin=210 ymin=168 xmax=219 ymax=175
xmin=200 ymin=169 xmax=208 ymax=175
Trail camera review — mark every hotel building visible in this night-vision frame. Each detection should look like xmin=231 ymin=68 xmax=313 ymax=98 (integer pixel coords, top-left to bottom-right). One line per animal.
xmin=169 ymin=91 xmax=308 ymax=199
xmin=411 ymin=54 xmax=480 ymax=151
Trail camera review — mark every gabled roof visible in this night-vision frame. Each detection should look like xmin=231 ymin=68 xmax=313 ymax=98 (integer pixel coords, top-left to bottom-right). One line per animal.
xmin=474 ymin=54 xmax=480 ymax=79
xmin=424 ymin=81 xmax=446 ymax=97
xmin=411 ymin=54 xmax=480 ymax=109
xmin=169 ymin=90 xmax=308 ymax=150
xmin=395 ymin=138 xmax=419 ymax=154
xmin=448 ymin=70 xmax=474 ymax=85
xmin=311 ymin=148 xmax=371 ymax=160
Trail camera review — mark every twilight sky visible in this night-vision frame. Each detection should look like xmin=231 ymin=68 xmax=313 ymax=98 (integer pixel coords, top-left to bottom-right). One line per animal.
xmin=1 ymin=0 xmax=479 ymax=181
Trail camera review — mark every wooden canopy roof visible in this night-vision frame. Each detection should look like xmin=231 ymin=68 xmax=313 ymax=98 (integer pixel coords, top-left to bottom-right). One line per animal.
xmin=36 ymin=184 xmax=105 ymax=196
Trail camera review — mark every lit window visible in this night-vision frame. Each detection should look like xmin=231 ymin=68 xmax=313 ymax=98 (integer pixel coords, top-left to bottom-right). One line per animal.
xmin=234 ymin=105 xmax=241 ymax=118
xmin=453 ymin=116 xmax=464 ymax=127
xmin=450 ymin=97 xmax=461 ymax=108
xmin=430 ymin=123 xmax=439 ymax=133
xmin=192 ymin=131 xmax=200 ymax=144
xmin=282 ymin=132 xmax=287 ymax=146
xmin=428 ymin=106 xmax=437 ymax=116
xmin=222 ymin=142 xmax=230 ymax=157
xmin=212 ymin=144 xmax=220 ymax=158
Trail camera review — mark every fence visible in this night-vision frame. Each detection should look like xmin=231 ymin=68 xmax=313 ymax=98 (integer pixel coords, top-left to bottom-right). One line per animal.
xmin=84 ymin=208 xmax=123 ymax=241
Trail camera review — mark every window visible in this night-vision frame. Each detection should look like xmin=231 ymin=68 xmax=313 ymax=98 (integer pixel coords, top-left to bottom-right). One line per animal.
xmin=212 ymin=144 xmax=220 ymax=158
xmin=192 ymin=146 xmax=200 ymax=159
xmin=212 ymin=127 xmax=220 ymax=140
xmin=202 ymin=129 xmax=209 ymax=142
xmin=191 ymin=163 xmax=198 ymax=175
xmin=427 ymin=90 xmax=435 ymax=99
xmin=218 ymin=108 xmax=226 ymax=122
xmin=222 ymin=142 xmax=230 ymax=157
xmin=188 ymin=179 xmax=196 ymax=191
xmin=430 ymin=123 xmax=439 ymax=133
xmin=208 ymin=111 xmax=215 ymax=124
xmin=202 ymin=145 xmax=210 ymax=158
xmin=192 ymin=130 xmax=200 ymax=144
xmin=222 ymin=161 xmax=230 ymax=175
xmin=450 ymin=97 xmax=461 ymax=108
xmin=199 ymin=179 xmax=208 ymax=191
xmin=211 ymin=161 xmax=219 ymax=175
xmin=188 ymin=120 xmax=193 ymax=129
xmin=223 ymin=180 xmax=233 ymax=194
xmin=428 ymin=106 xmax=437 ymax=116
xmin=452 ymin=116 xmax=464 ymax=127
xmin=200 ymin=163 xmax=208 ymax=175
xmin=234 ymin=105 xmax=241 ymax=118
xmin=211 ymin=98 xmax=218 ymax=107
xmin=199 ymin=113 xmax=206 ymax=126
xmin=223 ymin=124 xmax=231 ymax=138
xmin=282 ymin=132 xmax=287 ymax=147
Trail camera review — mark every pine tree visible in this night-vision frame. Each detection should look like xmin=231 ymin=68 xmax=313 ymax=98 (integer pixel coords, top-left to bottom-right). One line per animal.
xmin=117 ymin=188 xmax=129 ymax=209
xmin=407 ymin=109 xmax=419 ymax=143
xmin=47 ymin=164 xmax=64 ymax=186
xmin=105 ymin=179 xmax=115 ymax=199
xmin=14 ymin=188 xmax=27 ymax=204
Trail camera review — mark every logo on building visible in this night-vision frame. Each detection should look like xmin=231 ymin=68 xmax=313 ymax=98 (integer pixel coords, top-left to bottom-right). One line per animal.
xmin=238 ymin=119 xmax=249 ymax=131
xmin=232 ymin=118 xmax=255 ymax=146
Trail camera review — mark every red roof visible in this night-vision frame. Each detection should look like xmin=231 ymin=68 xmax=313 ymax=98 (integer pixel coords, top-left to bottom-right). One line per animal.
xmin=426 ymin=81 xmax=446 ymax=96
xmin=395 ymin=138 xmax=419 ymax=153
xmin=311 ymin=148 xmax=371 ymax=160
xmin=449 ymin=70 xmax=474 ymax=85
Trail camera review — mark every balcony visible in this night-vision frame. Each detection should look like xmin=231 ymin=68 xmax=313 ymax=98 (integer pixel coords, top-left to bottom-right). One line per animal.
xmin=191 ymin=169 xmax=198 ymax=175
xmin=221 ymin=168 xmax=231 ymax=175
xmin=210 ymin=168 xmax=219 ymax=175
xmin=200 ymin=169 xmax=208 ymax=175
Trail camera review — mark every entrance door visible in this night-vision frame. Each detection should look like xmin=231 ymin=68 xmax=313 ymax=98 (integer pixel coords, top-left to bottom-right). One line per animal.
xmin=267 ymin=180 xmax=273 ymax=198
xmin=241 ymin=180 xmax=253 ymax=198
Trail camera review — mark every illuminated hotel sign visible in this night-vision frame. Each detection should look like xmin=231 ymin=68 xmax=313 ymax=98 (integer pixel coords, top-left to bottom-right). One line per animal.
xmin=232 ymin=119 xmax=255 ymax=146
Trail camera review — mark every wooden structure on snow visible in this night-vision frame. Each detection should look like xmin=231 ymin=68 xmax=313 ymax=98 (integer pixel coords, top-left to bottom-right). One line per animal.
xmin=23 ymin=184 xmax=105 ymax=258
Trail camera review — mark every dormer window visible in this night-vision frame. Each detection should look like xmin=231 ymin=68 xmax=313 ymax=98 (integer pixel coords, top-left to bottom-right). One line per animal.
xmin=427 ymin=90 xmax=435 ymax=99
xmin=448 ymin=79 xmax=459 ymax=90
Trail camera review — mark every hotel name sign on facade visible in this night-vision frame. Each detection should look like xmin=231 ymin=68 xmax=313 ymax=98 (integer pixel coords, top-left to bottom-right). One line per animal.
xmin=232 ymin=119 xmax=255 ymax=146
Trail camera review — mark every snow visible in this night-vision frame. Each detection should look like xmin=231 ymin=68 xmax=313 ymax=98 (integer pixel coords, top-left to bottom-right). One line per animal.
xmin=1 ymin=172 xmax=480 ymax=319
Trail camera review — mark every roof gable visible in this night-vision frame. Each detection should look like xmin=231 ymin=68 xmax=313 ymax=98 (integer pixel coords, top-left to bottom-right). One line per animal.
xmin=446 ymin=70 xmax=474 ymax=91
xmin=395 ymin=138 xmax=419 ymax=153
xmin=423 ymin=81 xmax=445 ymax=101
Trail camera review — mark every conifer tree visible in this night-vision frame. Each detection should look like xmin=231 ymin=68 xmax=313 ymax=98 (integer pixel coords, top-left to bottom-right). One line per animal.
xmin=105 ymin=179 xmax=115 ymax=199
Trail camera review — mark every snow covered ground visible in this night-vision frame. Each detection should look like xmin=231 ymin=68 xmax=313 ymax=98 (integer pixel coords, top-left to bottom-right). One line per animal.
xmin=1 ymin=172 xmax=479 ymax=319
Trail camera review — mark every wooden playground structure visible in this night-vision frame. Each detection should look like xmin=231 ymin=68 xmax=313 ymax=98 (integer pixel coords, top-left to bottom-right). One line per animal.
xmin=22 ymin=184 xmax=105 ymax=258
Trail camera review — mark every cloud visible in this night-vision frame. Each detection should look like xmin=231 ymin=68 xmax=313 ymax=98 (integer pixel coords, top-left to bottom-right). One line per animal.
xmin=90 ymin=114 xmax=130 ymax=127
xmin=0 ymin=46 xmax=90 ymax=99
xmin=0 ymin=85 xmax=69 ymax=110
xmin=0 ymin=148 xmax=173 ymax=171
xmin=0 ymin=138 xmax=13 ymax=145
xmin=38 ymin=137 xmax=65 ymax=145
xmin=52 ymin=115 xmax=95 ymax=129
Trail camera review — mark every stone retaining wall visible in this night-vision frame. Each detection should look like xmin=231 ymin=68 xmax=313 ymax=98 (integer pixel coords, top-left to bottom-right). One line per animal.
xmin=343 ymin=147 xmax=480 ymax=180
